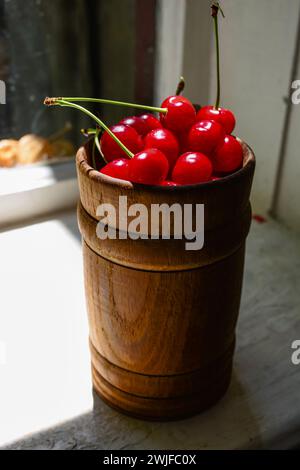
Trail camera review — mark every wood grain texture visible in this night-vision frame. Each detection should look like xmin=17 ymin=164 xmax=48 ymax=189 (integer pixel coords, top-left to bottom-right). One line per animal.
xmin=91 ymin=363 xmax=232 ymax=421
xmin=77 ymin=200 xmax=251 ymax=271
xmin=84 ymin=242 xmax=244 ymax=375
xmin=90 ymin=339 xmax=235 ymax=399
xmin=77 ymin=142 xmax=255 ymax=420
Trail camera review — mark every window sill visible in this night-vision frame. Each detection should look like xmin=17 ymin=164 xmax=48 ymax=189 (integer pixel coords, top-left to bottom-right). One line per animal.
xmin=0 ymin=158 xmax=79 ymax=228
xmin=1 ymin=215 xmax=300 ymax=449
xmin=0 ymin=211 xmax=91 ymax=447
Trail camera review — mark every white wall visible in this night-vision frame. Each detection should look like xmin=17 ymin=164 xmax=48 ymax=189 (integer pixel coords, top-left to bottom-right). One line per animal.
xmin=155 ymin=0 xmax=186 ymax=104
xmin=277 ymin=52 xmax=300 ymax=232
xmin=182 ymin=0 xmax=212 ymax=106
xmin=156 ymin=0 xmax=300 ymax=230
xmin=210 ymin=0 xmax=300 ymax=217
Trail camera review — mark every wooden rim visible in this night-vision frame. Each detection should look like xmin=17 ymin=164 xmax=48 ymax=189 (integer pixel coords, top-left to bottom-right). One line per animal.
xmin=76 ymin=138 xmax=256 ymax=192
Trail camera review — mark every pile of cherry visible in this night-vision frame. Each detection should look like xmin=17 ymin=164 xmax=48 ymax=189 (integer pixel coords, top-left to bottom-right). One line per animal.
xmin=44 ymin=3 xmax=242 ymax=187
xmin=100 ymin=96 xmax=243 ymax=187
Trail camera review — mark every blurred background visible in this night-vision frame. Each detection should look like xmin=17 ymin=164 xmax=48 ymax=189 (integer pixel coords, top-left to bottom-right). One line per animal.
xmin=0 ymin=0 xmax=300 ymax=231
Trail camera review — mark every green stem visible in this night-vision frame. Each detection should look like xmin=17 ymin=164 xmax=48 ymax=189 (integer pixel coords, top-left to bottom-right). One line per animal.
xmin=81 ymin=127 xmax=97 ymax=137
xmin=50 ymin=97 xmax=167 ymax=114
xmin=53 ymin=99 xmax=134 ymax=158
xmin=211 ymin=2 xmax=224 ymax=109
xmin=94 ymin=128 xmax=108 ymax=164
xmin=92 ymin=134 xmax=97 ymax=170
xmin=91 ymin=129 xmax=104 ymax=168
xmin=214 ymin=12 xmax=221 ymax=109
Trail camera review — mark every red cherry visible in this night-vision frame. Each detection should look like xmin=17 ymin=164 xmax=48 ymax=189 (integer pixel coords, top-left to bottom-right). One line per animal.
xmin=188 ymin=120 xmax=225 ymax=155
xmin=139 ymin=113 xmax=162 ymax=135
xmin=211 ymin=175 xmax=221 ymax=181
xmin=161 ymin=180 xmax=179 ymax=187
xmin=128 ymin=148 xmax=169 ymax=185
xmin=172 ymin=152 xmax=212 ymax=185
xmin=160 ymin=96 xmax=196 ymax=132
xmin=119 ymin=116 xmax=148 ymax=136
xmin=100 ymin=159 xmax=129 ymax=180
xmin=144 ymin=128 xmax=179 ymax=169
xmin=212 ymin=135 xmax=243 ymax=173
xmin=100 ymin=124 xmax=142 ymax=162
xmin=196 ymin=106 xmax=236 ymax=134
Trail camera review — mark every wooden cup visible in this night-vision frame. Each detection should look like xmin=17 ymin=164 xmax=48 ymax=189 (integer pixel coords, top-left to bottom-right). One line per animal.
xmin=76 ymin=140 xmax=255 ymax=420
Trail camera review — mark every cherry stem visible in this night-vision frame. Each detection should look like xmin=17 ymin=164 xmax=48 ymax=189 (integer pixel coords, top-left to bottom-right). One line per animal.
xmin=94 ymin=129 xmax=101 ymax=155
xmin=81 ymin=127 xmax=96 ymax=137
xmin=94 ymin=127 xmax=108 ymax=164
xmin=91 ymin=135 xmax=97 ymax=171
xmin=45 ymin=96 xmax=167 ymax=114
xmin=175 ymin=76 xmax=185 ymax=96
xmin=211 ymin=2 xmax=224 ymax=109
xmin=45 ymin=98 xmax=134 ymax=158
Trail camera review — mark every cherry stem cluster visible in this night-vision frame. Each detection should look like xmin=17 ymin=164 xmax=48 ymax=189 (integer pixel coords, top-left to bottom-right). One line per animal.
xmin=45 ymin=96 xmax=167 ymax=114
xmin=45 ymin=98 xmax=134 ymax=159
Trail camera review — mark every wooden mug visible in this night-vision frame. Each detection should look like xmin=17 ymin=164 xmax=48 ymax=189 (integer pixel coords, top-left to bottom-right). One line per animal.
xmin=76 ymin=140 xmax=255 ymax=420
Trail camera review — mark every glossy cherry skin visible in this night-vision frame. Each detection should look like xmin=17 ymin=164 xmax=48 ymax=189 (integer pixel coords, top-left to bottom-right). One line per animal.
xmin=196 ymin=106 xmax=236 ymax=134
xmin=172 ymin=152 xmax=212 ymax=185
xmin=188 ymin=120 xmax=225 ymax=155
xmin=212 ymin=135 xmax=243 ymax=173
xmin=160 ymin=180 xmax=179 ymax=187
xmin=119 ymin=116 xmax=148 ymax=136
xmin=138 ymin=113 xmax=162 ymax=135
xmin=100 ymin=159 xmax=129 ymax=181
xmin=160 ymin=96 xmax=196 ymax=132
xmin=100 ymin=124 xmax=143 ymax=162
xmin=128 ymin=148 xmax=169 ymax=185
xmin=144 ymin=128 xmax=179 ymax=168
